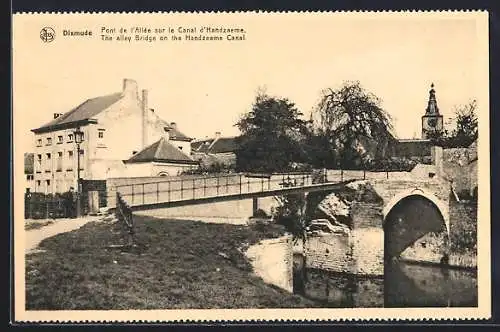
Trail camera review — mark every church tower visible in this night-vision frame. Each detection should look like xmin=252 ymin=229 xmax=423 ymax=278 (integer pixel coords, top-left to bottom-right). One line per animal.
xmin=421 ymin=83 xmax=444 ymax=139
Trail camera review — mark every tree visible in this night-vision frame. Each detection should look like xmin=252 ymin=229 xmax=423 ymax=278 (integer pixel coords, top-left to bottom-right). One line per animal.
xmin=449 ymin=100 xmax=478 ymax=147
xmin=235 ymin=92 xmax=309 ymax=173
xmin=428 ymin=100 xmax=478 ymax=148
xmin=310 ymin=81 xmax=394 ymax=168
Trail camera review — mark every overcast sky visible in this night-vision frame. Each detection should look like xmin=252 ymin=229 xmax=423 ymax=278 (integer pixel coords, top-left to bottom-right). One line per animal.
xmin=14 ymin=13 xmax=487 ymax=152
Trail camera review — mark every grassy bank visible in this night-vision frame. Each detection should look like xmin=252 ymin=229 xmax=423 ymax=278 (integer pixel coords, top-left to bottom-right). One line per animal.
xmin=26 ymin=215 xmax=319 ymax=309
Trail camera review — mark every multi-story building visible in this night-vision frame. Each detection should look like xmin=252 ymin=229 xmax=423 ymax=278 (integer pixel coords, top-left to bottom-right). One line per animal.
xmin=24 ymin=153 xmax=34 ymax=193
xmin=31 ymin=78 xmax=197 ymax=194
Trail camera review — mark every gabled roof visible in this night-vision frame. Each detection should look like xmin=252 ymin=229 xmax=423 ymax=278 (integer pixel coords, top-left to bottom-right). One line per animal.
xmin=191 ymin=136 xmax=238 ymax=154
xmin=209 ymin=137 xmax=238 ymax=153
xmin=125 ymin=137 xmax=198 ymax=165
xmin=32 ymin=93 xmax=123 ymax=133
xmin=24 ymin=153 xmax=34 ymax=174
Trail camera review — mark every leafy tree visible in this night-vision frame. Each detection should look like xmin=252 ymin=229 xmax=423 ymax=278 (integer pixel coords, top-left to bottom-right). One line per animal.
xmin=273 ymin=193 xmax=308 ymax=244
xmin=449 ymin=100 xmax=478 ymax=147
xmin=310 ymin=81 xmax=394 ymax=168
xmin=428 ymin=100 xmax=478 ymax=148
xmin=235 ymin=92 xmax=309 ymax=173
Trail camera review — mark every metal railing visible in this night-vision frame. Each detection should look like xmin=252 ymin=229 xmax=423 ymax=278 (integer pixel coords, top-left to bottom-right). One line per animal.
xmin=110 ymin=168 xmax=417 ymax=208
xmin=115 ymin=192 xmax=135 ymax=246
xmin=114 ymin=172 xmax=319 ymax=207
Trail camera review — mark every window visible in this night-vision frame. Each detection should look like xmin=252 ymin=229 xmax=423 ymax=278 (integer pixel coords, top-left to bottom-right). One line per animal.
xmin=26 ymin=174 xmax=34 ymax=181
xmin=67 ymin=151 xmax=73 ymax=170
xmin=45 ymin=153 xmax=51 ymax=172
xmin=36 ymin=154 xmax=42 ymax=173
xmin=57 ymin=135 xmax=63 ymax=144
xmin=56 ymin=152 xmax=63 ymax=171
xmin=68 ymin=134 xmax=74 ymax=142
xmin=46 ymin=180 xmax=51 ymax=189
xmin=98 ymin=129 xmax=105 ymax=138
xmin=36 ymin=180 xmax=41 ymax=188
xmin=36 ymin=139 xmax=42 ymax=147
xmin=46 ymin=137 xmax=52 ymax=145
xmin=79 ymin=149 xmax=84 ymax=170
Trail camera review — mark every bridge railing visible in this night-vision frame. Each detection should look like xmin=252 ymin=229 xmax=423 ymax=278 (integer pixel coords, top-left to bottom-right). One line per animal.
xmin=114 ymin=172 xmax=320 ymax=207
xmin=108 ymin=167 xmax=423 ymax=208
xmin=115 ymin=192 xmax=135 ymax=246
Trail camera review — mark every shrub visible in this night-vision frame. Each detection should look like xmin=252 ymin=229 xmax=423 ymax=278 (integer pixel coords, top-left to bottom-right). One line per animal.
xmin=273 ymin=193 xmax=307 ymax=241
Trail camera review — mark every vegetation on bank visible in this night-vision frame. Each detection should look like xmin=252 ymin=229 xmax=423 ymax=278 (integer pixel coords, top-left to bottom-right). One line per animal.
xmin=26 ymin=216 xmax=319 ymax=310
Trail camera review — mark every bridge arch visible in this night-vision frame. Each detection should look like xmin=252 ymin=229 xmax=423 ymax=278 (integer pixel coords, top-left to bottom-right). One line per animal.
xmin=382 ymin=188 xmax=449 ymax=259
xmin=382 ymin=188 xmax=449 ymax=233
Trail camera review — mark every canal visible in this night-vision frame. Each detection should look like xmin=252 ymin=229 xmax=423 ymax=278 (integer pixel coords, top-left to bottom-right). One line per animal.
xmin=293 ymin=254 xmax=477 ymax=308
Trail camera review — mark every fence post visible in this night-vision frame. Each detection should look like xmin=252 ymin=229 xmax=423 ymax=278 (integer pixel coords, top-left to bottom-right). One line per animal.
xmin=363 ymin=169 xmax=366 ymax=180
xmin=193 ymin=178 xmax=196 ymax=199
xmin=239 ymin=174 xmax=242 ymax=195
xmin=216 ymin=176 xmax=219 ymax=195
xmin=156 ymin=182 xmax=159 ymax=203
xmin=247 ymin=177 xmax=250 ymax=193
xmin=45 ymin=197 xmax=49 ymax=219
xmin=168 ymin=181 xmax=171 ymax=202
xmin=261 ymin=177 xmax=264 ymax=191
xmin=268 ymin=176 xmax=271 ymax=190
xmin=226 ymin=176 xmax=229 ymax=193
xmin=131 ymin=185 xmax=134 ymax=206
xmin=142 ymin=183 xmax=145 ymax=204
xmin=203 ymin=177 xmax=206 ymax=196
xmin=181 ymin=179 xmax=184 ymax=199
xmin=341 ymin=169 xmax=344 ymax=182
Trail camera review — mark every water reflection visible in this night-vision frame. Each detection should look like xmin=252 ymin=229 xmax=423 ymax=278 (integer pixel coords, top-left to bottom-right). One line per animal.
xmin=293 ymin=254 xmax=477 ymax=308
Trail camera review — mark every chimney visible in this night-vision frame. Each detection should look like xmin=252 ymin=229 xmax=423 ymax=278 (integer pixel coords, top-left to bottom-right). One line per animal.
xmin=170 ymin=122 xmax=177 ymax=130
xmin=142 ymin=89 xmax=148 ymax=148
xmin=53 ymin=113 xmax=62 ymax=119
xmin=122 ymin=79 xmax=138 ymax=99
xmin=215 ymin=131 xmax=221 ymax=139
xmin=163 ymin=127 xmax=170 ymax=141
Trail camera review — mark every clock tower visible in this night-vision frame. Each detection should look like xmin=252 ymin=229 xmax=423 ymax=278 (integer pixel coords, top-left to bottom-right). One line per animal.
xmin=421 ymin=83 xmax=444 ymax=139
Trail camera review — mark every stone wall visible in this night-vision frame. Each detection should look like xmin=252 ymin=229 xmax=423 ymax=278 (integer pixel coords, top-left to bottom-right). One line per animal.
xmin=305 ymin=233 xmax=354 ymax=274
xmin=441 ymin=148 xmax=474 ymax=194
xmin=245 ymin=235 xmax=293 ymax=292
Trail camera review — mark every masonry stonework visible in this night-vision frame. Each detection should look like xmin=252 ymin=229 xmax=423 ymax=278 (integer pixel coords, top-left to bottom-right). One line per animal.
xmin=245 ymin=235 xmax=293 ymax=292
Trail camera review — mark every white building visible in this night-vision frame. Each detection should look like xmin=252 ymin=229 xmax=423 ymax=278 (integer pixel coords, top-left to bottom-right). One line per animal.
xmin=31 ymin=78 xmax=197 ymax=193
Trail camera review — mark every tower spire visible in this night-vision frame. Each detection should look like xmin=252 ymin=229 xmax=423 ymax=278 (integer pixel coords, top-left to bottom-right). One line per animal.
xmin=425 ymin=83 xmax=440 ymax=115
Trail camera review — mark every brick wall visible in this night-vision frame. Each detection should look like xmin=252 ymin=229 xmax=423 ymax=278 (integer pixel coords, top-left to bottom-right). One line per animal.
xmin=245 ymin=235 xmax=293 ymax=292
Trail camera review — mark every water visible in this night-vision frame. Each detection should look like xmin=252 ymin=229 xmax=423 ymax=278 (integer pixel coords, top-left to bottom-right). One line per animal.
xmin=293 ymin=254 xmax=477 ymax=308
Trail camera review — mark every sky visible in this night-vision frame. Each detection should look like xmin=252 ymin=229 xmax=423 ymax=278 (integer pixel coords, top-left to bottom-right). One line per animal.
xmin=13 ymin=12 xmax=487 ymax=152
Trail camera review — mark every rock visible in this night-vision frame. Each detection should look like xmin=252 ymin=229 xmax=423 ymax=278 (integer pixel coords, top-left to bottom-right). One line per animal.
xmin=317 ymin=193 xmax=351 ymax=221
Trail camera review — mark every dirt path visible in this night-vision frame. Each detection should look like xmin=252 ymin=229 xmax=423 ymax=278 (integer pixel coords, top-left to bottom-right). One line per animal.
xmin=25 ymin=216 xmax=103 ymax=254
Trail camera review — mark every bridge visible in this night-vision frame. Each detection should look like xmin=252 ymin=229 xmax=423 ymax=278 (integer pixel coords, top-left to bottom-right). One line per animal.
xmin=110 ymin=172 xmax=352 ymax=211
xmin=109 ymin=166 xmax=453 ymax=274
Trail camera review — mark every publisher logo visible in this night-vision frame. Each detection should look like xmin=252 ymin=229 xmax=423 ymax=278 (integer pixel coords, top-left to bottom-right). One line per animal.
xmin=40 ymin=27 xmax=55 ymax=43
